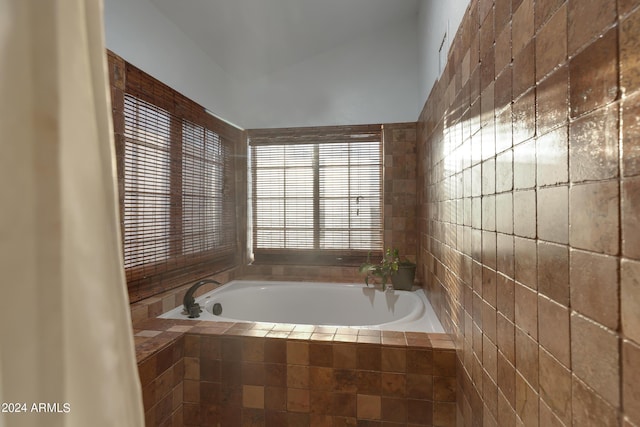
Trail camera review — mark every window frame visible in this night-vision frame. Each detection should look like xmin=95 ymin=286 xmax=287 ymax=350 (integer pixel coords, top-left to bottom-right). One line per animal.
xmin=122 ymin=94 xmax=237 ymax=284
xmin=248 ymin=125 xmax=384 ymax=266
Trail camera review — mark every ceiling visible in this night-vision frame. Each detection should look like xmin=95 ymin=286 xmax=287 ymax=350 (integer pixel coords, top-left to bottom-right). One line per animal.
xmin=148 ymin=0 xmax=420 ymax=80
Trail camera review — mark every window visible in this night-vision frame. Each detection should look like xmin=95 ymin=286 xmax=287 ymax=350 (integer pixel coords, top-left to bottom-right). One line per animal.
xmin=249 ymin=125 xmax=383 ymax=265
xmin=123 ymin=96 xmax=172 ymax=268
xmin=181 ymin=121 xmax=233 ymax=255
xmin=122 ymin=93 xmax=237 ymax=292
xmin=108 ymin=55 xmax=243 ymax=302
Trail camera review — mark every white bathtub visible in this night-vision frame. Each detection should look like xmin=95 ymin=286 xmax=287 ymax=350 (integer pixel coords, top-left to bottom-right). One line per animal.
xmin=159 ymin=280 xmax=444 ymax=333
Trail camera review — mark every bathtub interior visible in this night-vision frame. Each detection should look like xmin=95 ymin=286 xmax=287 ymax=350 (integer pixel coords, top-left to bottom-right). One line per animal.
xmin=160 ymin=280 xmax=445 ymax=333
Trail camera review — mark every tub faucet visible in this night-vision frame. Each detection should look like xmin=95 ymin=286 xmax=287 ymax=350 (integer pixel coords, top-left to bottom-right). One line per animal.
xmin=183 ymin=279 xmax=221 ymax=318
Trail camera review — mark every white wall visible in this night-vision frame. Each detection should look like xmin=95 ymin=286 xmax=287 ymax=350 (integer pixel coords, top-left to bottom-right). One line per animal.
xmin=418 ymin=0 xmax=469 ymax=105
xmin=231 ymin=17 xmax=420 ymax=129
xmin=103 ymin=0 xmax=240 ymax=126
xmin=103 ymin=0 xmax=420 ymax=129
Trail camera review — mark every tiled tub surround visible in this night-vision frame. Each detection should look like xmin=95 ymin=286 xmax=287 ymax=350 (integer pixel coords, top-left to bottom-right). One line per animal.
xmin=134 ymin=318 xmax=456 ymax=426
xmin=417 ymin=0 xmax=640 ymax=426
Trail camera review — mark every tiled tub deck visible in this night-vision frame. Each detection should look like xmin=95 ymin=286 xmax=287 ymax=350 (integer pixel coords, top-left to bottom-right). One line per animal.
xmin=134 ymin=318 xmax=456 ymax=427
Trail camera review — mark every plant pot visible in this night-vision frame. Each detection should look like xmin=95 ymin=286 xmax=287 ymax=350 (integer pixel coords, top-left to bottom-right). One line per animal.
xmin=391 ymin=264 xmax=416 ymax=291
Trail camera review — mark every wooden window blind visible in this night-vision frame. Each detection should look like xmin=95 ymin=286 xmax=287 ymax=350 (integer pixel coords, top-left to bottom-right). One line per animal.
xmin=118 ymin=61 xmax=240 ymax=300
xmin=123 ymin=96 xmax=172 ymax=268
xmin=248 ymin=125 xmax=383 ymax=265
xmin=181 ymin=120 xmax=235 ymax=256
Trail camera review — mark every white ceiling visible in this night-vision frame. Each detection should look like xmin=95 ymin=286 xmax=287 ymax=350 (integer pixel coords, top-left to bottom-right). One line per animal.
xmin=148 ymin=0 xmax=420 ymax=81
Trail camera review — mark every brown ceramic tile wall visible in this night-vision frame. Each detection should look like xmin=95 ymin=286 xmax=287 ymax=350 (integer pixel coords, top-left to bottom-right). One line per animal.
xmin=138 ymin=337 xmax=185 ymax=427
xmin=417 ymin=0 xmax=640 ymax=426
xmin=181 ymin=326 xmax=455 ymax=426
xmin=133 ymin=318 xmax=455 ymax=426
xmin=384 ymin=123 xmax=419 ymax=260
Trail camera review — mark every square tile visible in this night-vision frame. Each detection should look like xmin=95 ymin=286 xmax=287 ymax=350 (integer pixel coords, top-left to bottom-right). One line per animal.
xmin=264 ymin=386 xmax=286 ymax=411
xmin=495 ymin=66 xmax=512 ymax=115
xmin=405 ymin=373 xmax=430 ymax=399
xmin=623 ymin=178 xmax=640 ymax=259
xmin=513 ymin=190 xmax=536 ymax=238
xmin=381 ymin=372 xmax=407 ymax=398
xmin=406 ymin=349 xmax=433 ymax=375
xmin=569 ymin=181 xmax=620 ymax=255
xmin=535 ymin=0 xmax=565 ymax=28
xmin=512 ymin=41 xmax=535 ymax=98
xmin=536 ymin=4 xmax=567 ymax=81
xmin=407 ymin=398 xmax=433 ymax=424
xmin=287 ymin=341 xmax=309 ymax=365
xmin=538 ymin=348 xmax=572 ymax=424
xmin=382 ymin=395 xmax=409 ymax=422
xmin=570 ymin=249 xmax=619 ymax=330
xmin=496 ymin=274 xmax=515 ymax=321
xmin=496 ymin=106 xmax=514 ymax=154
xmin=483 ymin=335 xmax=498 ymax=383
xmin=569 ymin=28 xmax=618 ymax=118
xmin=512 ymin=0 xmax=534 ymax=57
xmin=515 ymin=371 xmax=539 ymax=425
xmin=537 ymin=241 xmax=569 ymax=305
xmin=513 ymin=140 xmax=536 ymax=190
xmin=514 ymin=282 xmax=538 ymax=339
xmin=482 ymin=157 xmax=496 ymax=195
xmin=569 ymin=104 xmax=619 ymax=182
xmin=572 ymin=376 xmax=619 ymax=427
xmin=287 ymin=365 xmax=309 ymax=389
xmin=496 ymin=193 xmax=513 ymax=234
xmin=537 ymin=295 xmax=571 ymax=368
xmin=356 ymin=345 xmax=381 ymax=371
xmin=497 ymin=351 xmax=516 ymax=406
xmin=571 ymin=313 xmax=620 ymax=407
xmin=512 ymin=89 xmax=536 ymax=145
xmin=495 ymin=0 xmax=512 ymax=34
xmin=357 ymin=394 xmax=381 ymax=420
xmin=567 ymin=0 xmax=617 ymax=55
xmin=433 ymin=351 xmax=456 ymax=377
xmin=621 ymin=8 xmax=640 ymax=95
xmin=514 ymin=237 xmax=537 ymax=289
xmin=515 ymin=328 xmax=539 ymax=390
xmin=332 ymin=392 xmax=356 ymax=417
xmin=623 ymin=340 xmax=640 ymax=424
xmin=622 ymin=92 xmax=640 ymax=177
xmin=287 ymin=388 xmax=310 ymax=413
xmin=536 ymin=126 xmax=568 ymax=186
xmin=309 ymin=366 xmax=334 ymax=391
xmin=622 ymin=259 xmax=640 ymax=344
xmin=381 ymin=347 xmax=406 ymax=373
xmin=537 ymin=185 xmax=568 ymax=244
xmin=333 ymin=344 xmax=357 ymax=369
xmin=481 ymin=48 xmax=496 ymax=91
xmin=242 ymin=385 xmax=264 ymax=409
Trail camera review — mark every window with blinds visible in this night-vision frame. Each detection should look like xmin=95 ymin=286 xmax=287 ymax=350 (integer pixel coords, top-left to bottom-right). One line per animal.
xmin=181 ymin=121 xmax=234 ymax=256
xmin=249 ymin=125 xmax=383 ymax=265
xmin=123 ymin=96 xmax=172 ymax=268
xmin=122 ymin=92 xmax=237 ymax=289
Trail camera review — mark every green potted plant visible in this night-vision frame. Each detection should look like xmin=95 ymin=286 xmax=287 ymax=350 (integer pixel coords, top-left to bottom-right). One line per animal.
xmin=359 ymin=248 xmax=416 ymax=291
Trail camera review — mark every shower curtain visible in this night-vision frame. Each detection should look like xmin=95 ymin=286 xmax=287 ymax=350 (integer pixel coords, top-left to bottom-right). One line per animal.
xmin=0 ymin=1 xmax=144 ymax=426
